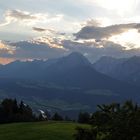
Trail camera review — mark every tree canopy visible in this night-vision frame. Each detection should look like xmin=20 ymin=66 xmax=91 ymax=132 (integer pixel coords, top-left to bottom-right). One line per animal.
xmin=75 ymin=100 xmax=140 ymax=140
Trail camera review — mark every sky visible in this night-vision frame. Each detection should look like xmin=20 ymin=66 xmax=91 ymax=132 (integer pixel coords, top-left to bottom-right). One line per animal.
xmin=0 ymin=0 xmax=140 ymax=64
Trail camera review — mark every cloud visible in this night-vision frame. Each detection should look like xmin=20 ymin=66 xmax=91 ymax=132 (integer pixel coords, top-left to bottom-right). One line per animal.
xmin=0 ymin=57 xmax=15 ymax=65
xmin=32 ymin=27 xmax=57 ymax=34
xmin=31 ymin=36 xmax=66 ymax=49
xmin=62 ymin=39 xmax=140 ymax=62
xmin=32 ymin=27 xmax=47 ymax=32
xmin=109 ymin=29 xmax=140 ymax=50
xmin=84 ymin=19 xmax=102 ymax=27
xmin=32 ymin=27 xmax=68 ymax=41
xmin=0 ymin=9 xmax=39 ymax=26
xmin=0 ymin=9 xmax=64 ymax=27
xmin=75 ymin=23 xmax=140 ymax=40
xmin=84 ymin=0 xmax=136 ymax=16
xmin=1 ymin=37 xmax=140 ymax=63
xmin=6 ymin=9 xmax=37 ymax=20
xmin=2 ymin=37 xmax=67 ymax=60
xmin=0 ymin=41 xmax=15 ymax=55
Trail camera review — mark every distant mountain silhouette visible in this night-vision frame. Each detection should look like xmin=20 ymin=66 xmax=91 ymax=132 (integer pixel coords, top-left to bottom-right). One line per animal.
xmin=94 ymin=56 xmax=140 ymax=85
xmin=0 ymin=52 xmax=140 ymax=115
xmin=0 ymin=64 xmax=3 ymax=68
xmin=0 ymin=52 xmax=134 ymax=90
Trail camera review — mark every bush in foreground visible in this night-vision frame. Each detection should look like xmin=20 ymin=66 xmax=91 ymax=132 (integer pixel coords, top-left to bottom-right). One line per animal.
xmin=75 ymin=100 xmax=140 ymax=140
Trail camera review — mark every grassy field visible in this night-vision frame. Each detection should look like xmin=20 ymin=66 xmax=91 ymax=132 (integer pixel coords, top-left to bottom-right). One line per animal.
xmin=0 ymin=121 xmax=90 ymax=140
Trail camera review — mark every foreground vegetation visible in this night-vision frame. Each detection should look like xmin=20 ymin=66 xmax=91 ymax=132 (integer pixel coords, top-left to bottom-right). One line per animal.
xmin=1 ymin=98 xmax=140 ymax=140
xmin=75 ymin=100 xmax=140 ymax=140
xmin=0 ymin=98 xmax=67 ymax=123
xmin=0 ymin=121 xmax=89 ymax=140
xmin=0 ymin=98 xmax=37 ymax=123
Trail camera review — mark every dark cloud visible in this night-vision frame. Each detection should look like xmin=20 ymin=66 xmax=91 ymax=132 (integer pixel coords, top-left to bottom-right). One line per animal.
xmin=1 ymin=38 xmax=140 ymax=63
xmin=32 ymin=27 xmax=46 ymax=32
xmin=7 ymin=40 xmax=66 ymax=59
xmin=62 ymin=40 xmax=140 ymax=62
xmin=32 ymin=27 xmax=61 ymax=35
xmin=75 ymin=23 xmax=140 ymax=40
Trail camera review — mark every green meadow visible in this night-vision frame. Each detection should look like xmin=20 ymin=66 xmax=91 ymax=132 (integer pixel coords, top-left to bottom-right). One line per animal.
xmin=0 ymin=121 xmax=90 ymax=140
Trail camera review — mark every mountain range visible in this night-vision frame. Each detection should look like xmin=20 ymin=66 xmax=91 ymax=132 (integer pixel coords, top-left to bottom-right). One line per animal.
xmin=94 ymin=56 xmax=140 ymax=86
xmin=0 ymin=52 xmax=140 ymax=117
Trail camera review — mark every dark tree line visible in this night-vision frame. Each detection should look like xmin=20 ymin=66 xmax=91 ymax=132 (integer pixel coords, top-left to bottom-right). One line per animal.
xmin=0 ymin=98 xmax=71 ymax=124
xmin=0 ymin=98 xmax=37 ymax=123
xmin=75 ymin=100 xmax=140 ymax=140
